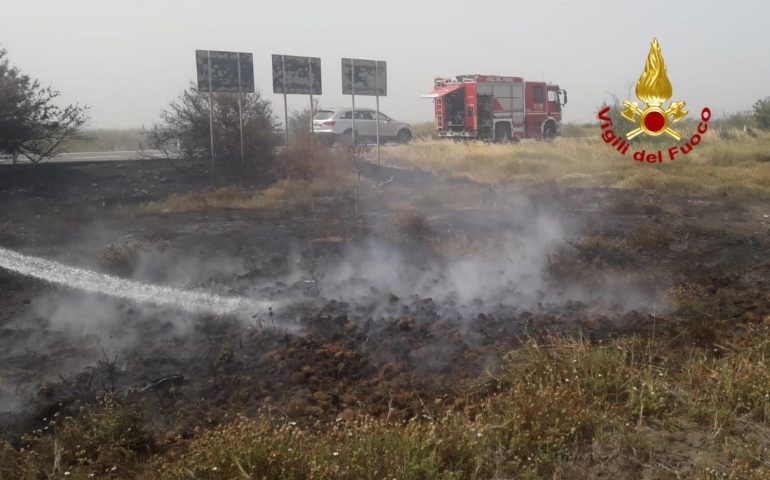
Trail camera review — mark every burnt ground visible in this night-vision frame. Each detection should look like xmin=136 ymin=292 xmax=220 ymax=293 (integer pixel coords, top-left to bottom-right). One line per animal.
xmin=1 ymin=158 xmax=770 ymax=454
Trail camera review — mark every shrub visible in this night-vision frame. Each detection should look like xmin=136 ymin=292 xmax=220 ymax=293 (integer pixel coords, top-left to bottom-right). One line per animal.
xmin=753 ymin=96 xmax=770 ymax=130
xmin=146 ymin=83 xmax=278 ymax=178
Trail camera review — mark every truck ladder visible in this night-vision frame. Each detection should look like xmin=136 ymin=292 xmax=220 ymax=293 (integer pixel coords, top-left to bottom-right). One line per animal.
xmin=435 ymin=97 xmax=444 ymax=130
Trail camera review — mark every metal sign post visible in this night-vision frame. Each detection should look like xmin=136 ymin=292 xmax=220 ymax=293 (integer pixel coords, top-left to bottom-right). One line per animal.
xmin=195 ymin=50 xmax=254 ymax=172
xmin=272 ymin=54 xmax=322 ymax=150
xmin=308 ymin=57 xmax=314 ymax=151
xmin=342 ymin=58 xmax=387 ymax=155
xmin=281 ymin=56 xmax=289 ymax=149
xmin=207 ymin=52 xmax=215 ymax=170
xmin=236 ymin=53 xmax=244 ymax=166
xmin=351 ymin=59 xmax=356 ymax=147
xmin=375 ymin=61 xmax=380 ymax=165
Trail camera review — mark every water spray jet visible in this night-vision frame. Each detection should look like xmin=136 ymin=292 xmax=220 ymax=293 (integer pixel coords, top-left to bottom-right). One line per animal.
xmin=0 ymin=246 xmax=278 ymax=319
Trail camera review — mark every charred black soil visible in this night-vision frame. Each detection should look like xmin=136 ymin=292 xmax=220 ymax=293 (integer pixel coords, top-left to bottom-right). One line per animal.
xmin=1 ymin=158 xmax=769 ymax=478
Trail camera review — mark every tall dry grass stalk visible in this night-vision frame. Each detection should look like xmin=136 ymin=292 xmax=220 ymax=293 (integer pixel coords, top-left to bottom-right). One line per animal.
xmin=381 ymin=131 xmax=770 ymax=198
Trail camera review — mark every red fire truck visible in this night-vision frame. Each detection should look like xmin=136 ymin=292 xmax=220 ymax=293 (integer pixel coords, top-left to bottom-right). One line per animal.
xmin=422 ymin=74 xmax=567 ymax=142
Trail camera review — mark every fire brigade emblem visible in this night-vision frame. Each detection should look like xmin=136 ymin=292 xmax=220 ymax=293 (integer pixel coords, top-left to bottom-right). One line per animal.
xmin=621 ymin=38 xmax=687 ymax=140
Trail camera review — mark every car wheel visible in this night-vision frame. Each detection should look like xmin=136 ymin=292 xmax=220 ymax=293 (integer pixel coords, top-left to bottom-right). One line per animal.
xmin=397 ymin=129 xmax=412 ymax=144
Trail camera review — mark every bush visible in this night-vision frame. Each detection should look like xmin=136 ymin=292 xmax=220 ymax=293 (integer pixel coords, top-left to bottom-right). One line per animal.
xmin=754 ymin=96 xmax=770 ymax=130
xmin=0 ymin=47 xmax=88 ymax=163
xmin=146 ymin=83 xmax=278 ymax=178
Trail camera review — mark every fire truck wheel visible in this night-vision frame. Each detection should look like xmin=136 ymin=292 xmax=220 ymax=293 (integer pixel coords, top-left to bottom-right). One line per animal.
xmin=397 ymin=129 xmax=412 ymax=144
xmin=543 ymin=122 xmax=557 ymax=142
xmin=494 ymin=123 xmax=511 ymax=143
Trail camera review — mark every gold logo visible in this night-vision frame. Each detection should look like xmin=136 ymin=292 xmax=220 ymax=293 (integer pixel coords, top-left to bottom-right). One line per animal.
xmin=621 ymin=39 xmax=687 ymax=140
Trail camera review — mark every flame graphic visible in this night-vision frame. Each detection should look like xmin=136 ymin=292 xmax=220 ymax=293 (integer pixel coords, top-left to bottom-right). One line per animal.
xmin=635 ymin=38 xmax=672 ymax=107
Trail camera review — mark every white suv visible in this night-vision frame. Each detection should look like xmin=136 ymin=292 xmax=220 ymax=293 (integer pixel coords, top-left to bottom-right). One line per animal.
xmin=312 ymin=108 xmax=413 ymax=145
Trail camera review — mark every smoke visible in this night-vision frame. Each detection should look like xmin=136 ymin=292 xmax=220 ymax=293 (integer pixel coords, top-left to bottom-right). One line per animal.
xmin=0 ymin=200 xmax=661 ymax=416
xmin=311 ymin=212 xmax=656 ymax=319
xmin=0 ymin=202 xmax=656 ymax=332
xmin=319 ymin=214 xmax=564 ymax=310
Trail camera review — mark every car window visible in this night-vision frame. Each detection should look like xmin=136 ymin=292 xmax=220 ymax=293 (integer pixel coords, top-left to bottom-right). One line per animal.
xmin=377 ymin=113 xmax=390 ymax=121
xmin=313 ymin=110 xmax=335 ymax=120
xmin=355 ymin=111 xmax=373 ymax=120
xmin=339 ymin=111 xmax=352 ymax=119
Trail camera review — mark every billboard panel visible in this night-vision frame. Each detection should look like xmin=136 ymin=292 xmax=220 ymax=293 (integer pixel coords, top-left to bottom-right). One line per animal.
xmin=272 ymin=54 xmax=322 ymax=95
xmin=341 ymin=58 xmax=387 ymax=96
xmin=196 ymin=50 xmax=254 ymax=93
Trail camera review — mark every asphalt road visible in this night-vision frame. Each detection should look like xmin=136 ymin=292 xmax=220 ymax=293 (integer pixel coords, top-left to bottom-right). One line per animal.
xmin=2 ymin=138 xmax=584 ymax=166
xmin=0 ymin=150 xmax=166 ymax=165
xmin=51 ymin=150 xmax=164 ymax=163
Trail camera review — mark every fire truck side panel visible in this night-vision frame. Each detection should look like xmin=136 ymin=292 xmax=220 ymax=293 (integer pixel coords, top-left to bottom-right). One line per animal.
xmin=464 ymin=83 xmax=477 ymax=132
xmin=502 ymin=82 xmax=525 ymax=138
xmin=476 ymin=80 xmax=524 ymax=140
xmin=524 ymin=81 xmax=548 ymax=138
xmin=512 ymin=83 xmax=525 ymax=133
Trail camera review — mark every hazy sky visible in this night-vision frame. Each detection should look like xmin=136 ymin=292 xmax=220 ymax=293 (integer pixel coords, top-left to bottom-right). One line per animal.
xmin=4 ymin=0 xmax=769 ymax=128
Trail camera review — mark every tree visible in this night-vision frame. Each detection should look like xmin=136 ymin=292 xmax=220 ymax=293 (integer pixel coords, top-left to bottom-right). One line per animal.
xmin=753 ymin=96 xmax=770 ymax=130
xmin=146 ymin=83 xmax=278 ymax=176
xmin=0 ymin=48 xmax=88 ymax=163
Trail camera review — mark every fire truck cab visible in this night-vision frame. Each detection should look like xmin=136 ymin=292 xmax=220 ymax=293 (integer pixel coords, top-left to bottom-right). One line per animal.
xmin=422 ymin=74 xmax=567 ymax=142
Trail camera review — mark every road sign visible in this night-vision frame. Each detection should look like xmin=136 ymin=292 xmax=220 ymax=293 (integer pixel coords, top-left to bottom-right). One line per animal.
xmin=272 ymin=54 xmax=323 ymax=148
xmin=341 ymin=59 xmax=386 ymax=96
xmin=195 ymin=50 xmax=254 ymax=169
xmin=272 ymin=55 xmax=322 ymax=95
xmin=342 ymin=58 xmax=387 ymax=165
xmin=195 ymin=50 xmax=254 ymax=93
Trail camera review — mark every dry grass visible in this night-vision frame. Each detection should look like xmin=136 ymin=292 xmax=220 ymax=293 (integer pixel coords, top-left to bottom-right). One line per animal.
xmin=1 ymin=395 xmax=152 ymax=479
xmin=61 ymin=129 xmax=147 ymax=153
xmin=380 ymin=131 xmax=770 ymax=198
xmin=5 ymin=330 xmax=770 ymax=478
xmin=151 ymin=333 xmax=770 ymax=479
xmin=115 ymin=144 xmax=354 ymax=217
xmin=130 ymin=179 xmax=343 ymax=216
xmin=273 ymin=143 xmax=351 ymax=182
xmin=391 ymin=208 xmax=433 ymax=240
xmin=410 ymin=121 xmax=436 ymax=140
